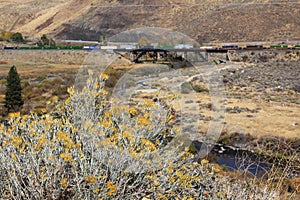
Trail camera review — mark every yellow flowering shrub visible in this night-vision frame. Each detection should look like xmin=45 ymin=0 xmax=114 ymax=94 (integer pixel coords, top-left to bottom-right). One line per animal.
xmin=137 ymin=116 xmax=149 ymax=126
xmin=61 ymin=178 xmax=68 ymax=188
xmin=84 ymin=174 xmax=98 ymax=184
xmin=8 ymin=112 xmax=20 ymax=118
xmin=0 ymin=71 xmax=279 ymax=199
xmin=60 ymin=153 xmax=73 ymax=162
xmin=106 ymin=181 xmax=117 ymax=196
xmin=11 ymin=136 xmax=22 ymax=148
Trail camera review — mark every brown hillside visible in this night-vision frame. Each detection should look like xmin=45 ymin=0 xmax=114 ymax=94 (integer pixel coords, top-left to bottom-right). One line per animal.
xmin=0 ymin=0 xmax=300 ymax=42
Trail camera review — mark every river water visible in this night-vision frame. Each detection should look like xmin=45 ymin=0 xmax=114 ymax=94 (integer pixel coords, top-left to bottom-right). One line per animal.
xmin=193 ymin=141 xmax=270 ymax=177
xmin=214 ymin=149 xmax=270 ymax=177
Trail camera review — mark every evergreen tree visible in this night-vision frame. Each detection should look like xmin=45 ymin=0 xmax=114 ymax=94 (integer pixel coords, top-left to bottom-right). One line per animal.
xmin=41 ymin=34 xmax=50 ymax=46
xmin=11 ymin=32 xmax=24 ymax=43
xmin=5 ymin=66 xmax=24 ymax=113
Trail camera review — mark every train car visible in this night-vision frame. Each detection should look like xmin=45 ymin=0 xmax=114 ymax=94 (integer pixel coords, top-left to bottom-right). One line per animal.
xmin=100 ymin=45 xmax=118 ymax=50
xmin=270 ymin=45 xmax=288 ymax=49
xmin=18 ymin=45 xmax=84 ymax=50
xmin=4 ymin=46 xmax=18 ymax=50
xmin=156 ymin=45 xmax=174 ymax=49
xmin=22 ymin=46 xmax=46 ymax=50
xmin=246 ymin=45 xmax=263 ymax=50
xmin=71 ymin=45 xmax=84 ymax=50
xmin=83 ymin=46 xmax=100 ymax=50
xmin=120 ymin=44 xmax=136 ymax=49
xmin=57 ymin=46 xmax=71 ymax=50
xmin=221 ymin=45 xmax=239 ymax=50
xmin=175 ymin=44 xmax=193 ymax=49
xmin=19 ymin=46 xmax=31 ymax=50
xmin=43 ymin=46 xmax=59 ymax=50
xmin=139 ymin=45 xmax=154 ymax=49
xmin=199 ymin=46 xmax=215 ymax=50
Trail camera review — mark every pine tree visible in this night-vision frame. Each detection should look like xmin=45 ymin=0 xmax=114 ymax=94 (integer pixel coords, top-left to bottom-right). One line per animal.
xmin=11 ymin=32 xmax=24 ymax=43
xmin=5 ymin=66 xmax=24 ymax=113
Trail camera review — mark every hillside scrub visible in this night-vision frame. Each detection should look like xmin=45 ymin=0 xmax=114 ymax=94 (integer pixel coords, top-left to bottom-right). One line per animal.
xmin=0 ymin=71 xmax=282 ymax=199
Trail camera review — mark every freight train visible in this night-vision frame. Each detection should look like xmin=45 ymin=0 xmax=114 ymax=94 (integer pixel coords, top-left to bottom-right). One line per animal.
xmin=2 ymin=43 xmax=300 ymax=51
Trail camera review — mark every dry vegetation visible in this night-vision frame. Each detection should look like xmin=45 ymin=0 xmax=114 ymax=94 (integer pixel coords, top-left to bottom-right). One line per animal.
xmin=0 ymin=46 xmax=299 ymax=199
xmin=0 ymin=1 xmax=299 ymax=198
xmin=0 ymin=72 xmax=288 ymax=199
xmin=0 ymin=50 xmax=87 ymax=115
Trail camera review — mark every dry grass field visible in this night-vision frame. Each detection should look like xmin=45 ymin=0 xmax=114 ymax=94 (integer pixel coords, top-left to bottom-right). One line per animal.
xmin=196 ymin=93 xmax=300 ymax=139
xmin=1 ymin=50 xmax=299 ymax=139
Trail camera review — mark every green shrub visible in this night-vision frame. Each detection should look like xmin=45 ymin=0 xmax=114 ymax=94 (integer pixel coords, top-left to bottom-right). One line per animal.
xmin=181 ymin=82 xmax=193 ymax=94
xmin=192 ymin=84 xmax=209 ymax=93
xmin=242 ymin=55 xmax=248 ymax=62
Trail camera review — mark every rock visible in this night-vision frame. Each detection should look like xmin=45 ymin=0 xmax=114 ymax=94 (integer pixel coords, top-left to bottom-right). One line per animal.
xmin=294 ymin=85 xmax=300 ymax=93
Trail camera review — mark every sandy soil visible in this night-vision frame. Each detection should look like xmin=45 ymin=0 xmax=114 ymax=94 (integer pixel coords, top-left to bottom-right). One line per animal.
xmin=196 ymin=93 xmax=300 ymax=138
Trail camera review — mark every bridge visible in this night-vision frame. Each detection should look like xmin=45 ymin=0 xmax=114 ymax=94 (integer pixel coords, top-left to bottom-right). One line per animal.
xmin=113 ymin=48 xmax=210 ymax=63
